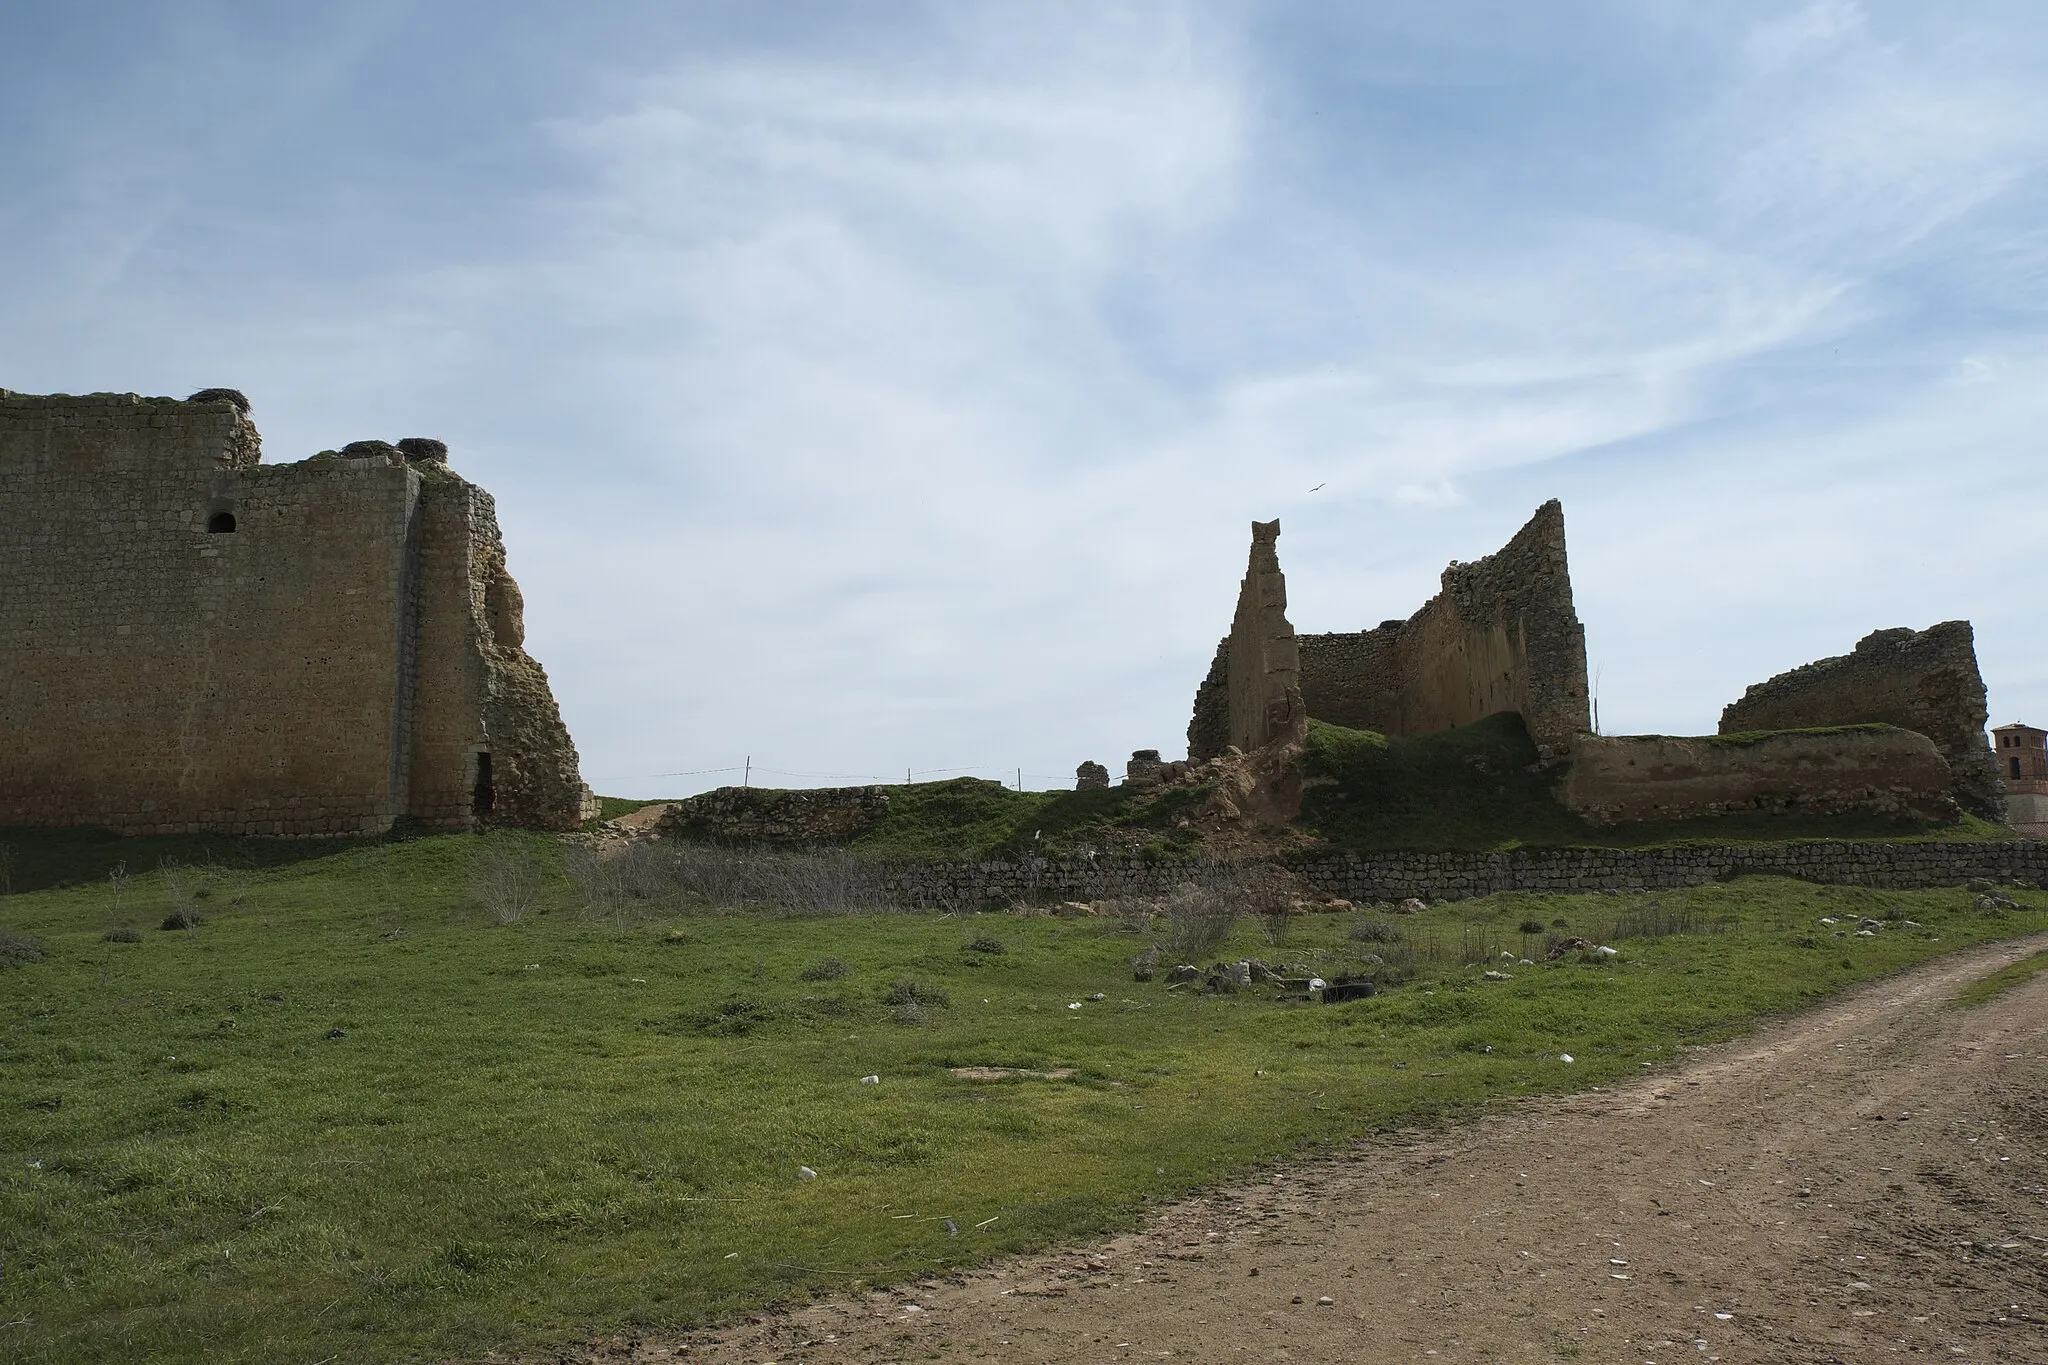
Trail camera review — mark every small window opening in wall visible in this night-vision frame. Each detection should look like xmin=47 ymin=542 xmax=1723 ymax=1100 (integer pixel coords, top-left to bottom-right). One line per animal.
xmin=2013 ymin=757 xmax=2024 ymax=780
xmin=472 ymin=752 xmax=495 ymax=819
xmin=207 ymin=511 xmax=237 ymax=533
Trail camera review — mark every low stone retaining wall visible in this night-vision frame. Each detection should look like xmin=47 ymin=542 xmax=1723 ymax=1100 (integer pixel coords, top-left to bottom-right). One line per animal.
xmin=875 ymin=839 xmax=2048 ymax=906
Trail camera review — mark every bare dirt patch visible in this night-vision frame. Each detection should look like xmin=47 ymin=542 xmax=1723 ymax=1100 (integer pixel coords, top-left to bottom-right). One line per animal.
xmin=546 ymin=935 xmax=2048 ymax=1364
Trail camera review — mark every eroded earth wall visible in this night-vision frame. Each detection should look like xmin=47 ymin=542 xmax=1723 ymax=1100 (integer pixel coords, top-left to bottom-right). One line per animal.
xmin=0 ymin=391 xmax=593 ymax=835
xmin=1561 ymin=728 xmax=1959 ymax=828
xmin=1293 ymin=500 xmax=1591 ymax=758
xmin=1719 ymin=623 xmax=2003 ymax=821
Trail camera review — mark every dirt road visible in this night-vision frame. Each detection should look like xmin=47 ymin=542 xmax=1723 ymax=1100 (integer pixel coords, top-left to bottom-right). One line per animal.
xmin=579 ymin=936 xmax=2048 ymax=1364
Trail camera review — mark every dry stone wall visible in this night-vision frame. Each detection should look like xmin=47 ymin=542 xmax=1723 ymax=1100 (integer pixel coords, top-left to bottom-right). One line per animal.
xmin=1562 ymin=727 xmax=1959 ymax=827
xmin=0 ymin=390 xmax=594 ymax=835
xmin=868 ymin=840 xmax=2048 ymax=907
xmin=1719 ymin=623 xmax=2002 ymax=821
xmin=1291 ymin=501 xmax=1591 ymax=758
xmin=657 ymin=786 xmax=891 ymax=842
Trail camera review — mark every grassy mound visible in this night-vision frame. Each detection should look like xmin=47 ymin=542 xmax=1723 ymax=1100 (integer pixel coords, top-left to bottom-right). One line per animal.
xmin=1297 ymin=713 xmax=1582 ymax=850
xmin=848 ymin=777 xmax=1204 ymax=861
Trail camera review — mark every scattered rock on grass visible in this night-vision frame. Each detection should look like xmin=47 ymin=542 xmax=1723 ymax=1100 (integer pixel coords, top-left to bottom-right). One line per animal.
xmin=948 ymin=1066 xmax=1076 ymax=1081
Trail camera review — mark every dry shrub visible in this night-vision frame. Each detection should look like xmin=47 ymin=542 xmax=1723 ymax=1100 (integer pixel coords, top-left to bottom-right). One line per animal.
xmin=1156 ymin=883 xmax=1240 ymax=962
xmin=564 ymin=841 xmax=679 ymax=923
xmin=1145 ymin=862 xmax=1308 ymax=963
xmin=566 ymin=841 xmax=904 ymax=921
xmin=474 ymin=843 xmax=547 ymax=925
xmin=1101 ymin=897 xmax=1156 ymax=933
xmin=1608 ymin=900 xmax=1723 ymax=941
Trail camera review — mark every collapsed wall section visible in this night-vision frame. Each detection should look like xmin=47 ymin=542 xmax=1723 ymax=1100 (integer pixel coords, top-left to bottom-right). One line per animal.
xmin=1292 ymin=500 xmax=1590 ymax=757
xmin=421 ymin=474 xmax=596 ymax=831
xmin=1188 ymin=520 xmax=1305 ymax=760
xmin=1718 ymin=623 xmax=2002 ymax=820
xmin=1561 ymin=728 xmax=1959 ymax=827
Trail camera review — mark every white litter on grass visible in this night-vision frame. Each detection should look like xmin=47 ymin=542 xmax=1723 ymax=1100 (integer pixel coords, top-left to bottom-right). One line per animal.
xmin=1560 ymin=1054 xmax=1575 ymax=1063
xmin=1596 ymin=945 xmax=1619 ymax=957
xmin=1068 ymin=1002 xmax=1083 ymax=1010
xmin=797 ymin=1166 xmax=817 ymax=1180
xmin=859 ymin=1075 xmax=880 ymax=1085
xmin=1308 ymin=978 xmax=1326 ymax=990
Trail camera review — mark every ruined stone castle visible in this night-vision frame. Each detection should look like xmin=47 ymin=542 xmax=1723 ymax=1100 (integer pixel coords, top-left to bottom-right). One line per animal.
xmin=1190 ymin=503 xmax=2005 ymax=830
xmin=0 ymin=389 xmax=596 ymax=836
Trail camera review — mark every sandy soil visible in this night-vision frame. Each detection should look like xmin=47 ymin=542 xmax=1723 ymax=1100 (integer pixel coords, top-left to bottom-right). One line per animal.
xmin=559 ymin=934 xmax=2048 ymax=1364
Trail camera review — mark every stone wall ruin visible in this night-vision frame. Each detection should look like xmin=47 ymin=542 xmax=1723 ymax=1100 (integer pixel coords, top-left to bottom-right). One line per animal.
xmin=1719 ymin=623 xmax=2003 ymax=821
xmin=1191 ymin=500 xmax=1590 ymax=762
xmin=0 ymin=389 xmax=596 ymax=835
xmin=655 ymin=785 xmax=891 ymax=843
xmin=1560 ymin=727 xmax=1958 ymax=828
xmin=1183 ymin=520 xmax=1309 ymax=824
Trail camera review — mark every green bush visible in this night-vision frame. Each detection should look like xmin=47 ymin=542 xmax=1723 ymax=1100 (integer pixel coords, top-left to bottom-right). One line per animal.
xmin=0 ymin=926 xmax=45 ymax=965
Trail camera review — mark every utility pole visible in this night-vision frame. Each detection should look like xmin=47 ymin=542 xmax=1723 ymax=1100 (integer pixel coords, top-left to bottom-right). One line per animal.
xmin=743 ymin=755 xmax=750 ymax=789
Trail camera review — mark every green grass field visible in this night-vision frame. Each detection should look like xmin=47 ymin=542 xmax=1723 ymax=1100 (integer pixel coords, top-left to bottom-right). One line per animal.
xmin=2 ymin=828 xmax=2043 ymax=1363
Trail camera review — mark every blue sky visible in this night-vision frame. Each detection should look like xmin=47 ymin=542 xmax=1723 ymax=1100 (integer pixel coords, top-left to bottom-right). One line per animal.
xmin=5 ymin=1 xmax=2044 ymax=796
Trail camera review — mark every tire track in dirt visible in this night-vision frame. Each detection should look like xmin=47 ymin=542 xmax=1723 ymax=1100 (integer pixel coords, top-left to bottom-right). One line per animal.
xmin=550 ymin=934 xmax=2048 ymax=1364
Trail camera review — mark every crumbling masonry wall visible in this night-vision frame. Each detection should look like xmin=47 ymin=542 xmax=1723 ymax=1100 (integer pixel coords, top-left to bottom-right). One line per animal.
xmin=1185 ymin=520 xmax=1310 ymax=824
xmin=1718 ymin=623 xmax=2003 ymax=821
xmin=1194 ymin=501 xmax=1590 ymax=761
xmin=1560 ymin=727 xmax=1959 ymax=828
xmin=0 ymin=390 xmax=593 ymax=835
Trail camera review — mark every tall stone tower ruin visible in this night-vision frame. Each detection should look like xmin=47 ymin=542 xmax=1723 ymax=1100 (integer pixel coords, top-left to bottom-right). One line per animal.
xmin=0 ymin=389 xmax=597 ymax=836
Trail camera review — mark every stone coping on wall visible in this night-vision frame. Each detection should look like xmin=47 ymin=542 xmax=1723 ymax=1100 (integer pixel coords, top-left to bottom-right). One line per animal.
xmin=865 ymin=839 xmax=2048 ymax=906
